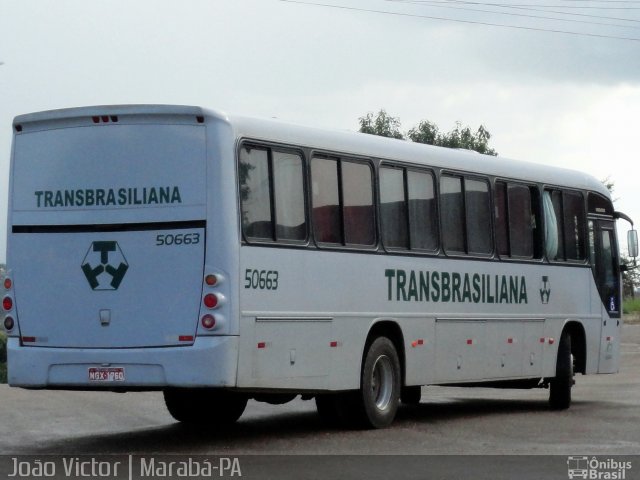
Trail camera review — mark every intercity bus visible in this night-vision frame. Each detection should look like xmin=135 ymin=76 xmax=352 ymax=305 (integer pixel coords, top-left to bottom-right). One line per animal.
xmin=3 ymin=105 xmax=637 ymax=428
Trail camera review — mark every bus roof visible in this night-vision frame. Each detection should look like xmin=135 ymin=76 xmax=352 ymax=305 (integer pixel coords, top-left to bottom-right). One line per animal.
xmin=220 ymin=110 xmax=610 ymax=199
xmin=13 ymin=104 xmax=610 ymax=199
xmin=13 ymin=104 xmax=204 ymax=125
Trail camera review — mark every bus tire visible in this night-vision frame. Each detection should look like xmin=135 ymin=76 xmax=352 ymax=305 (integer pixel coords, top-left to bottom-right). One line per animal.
xmin=549 ymin=332 xmax=573 ymax=410
xmin=163 ymin=388 xmax=248 ymax=425
xmin=352 ymin=336 xmax=401 ymax=429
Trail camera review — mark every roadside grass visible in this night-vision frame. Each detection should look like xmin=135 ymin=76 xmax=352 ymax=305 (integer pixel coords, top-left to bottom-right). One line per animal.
xmin=623 ymin=297 xmax=640 ymax=315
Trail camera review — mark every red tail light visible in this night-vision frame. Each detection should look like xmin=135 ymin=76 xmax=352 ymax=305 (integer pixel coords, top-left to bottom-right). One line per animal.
xmin=201 ymin=314 xmax=216 ymax=329
xmin=3 ymin=296 xmax=12 ymax=311
xmin=4 ymin=278 xmax=11 ymax=290
xmin=203 ymin=293 xmax=218 ymax=309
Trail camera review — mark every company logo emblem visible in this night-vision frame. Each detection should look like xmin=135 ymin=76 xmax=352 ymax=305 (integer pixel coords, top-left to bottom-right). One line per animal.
xmin=81 ymin=241 xmax=129 ymax=290
xmin=540 ymin=276 xmax=551 ymax=304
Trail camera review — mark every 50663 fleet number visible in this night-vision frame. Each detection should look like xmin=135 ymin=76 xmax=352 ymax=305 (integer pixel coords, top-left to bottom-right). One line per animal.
xmin=156 ymin=233 xmax=200 ymax=246
xmin=244 ymin=269 xmax=279 ymax=290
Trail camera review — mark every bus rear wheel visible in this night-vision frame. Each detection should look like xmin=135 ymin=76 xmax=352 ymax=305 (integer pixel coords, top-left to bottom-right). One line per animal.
xmin=549 ymin=332 xmax=574 ymax=410
xmin=164 ymin=388 xmax=248 ymax=425
xmin=352 ymin=336 xmax=401 ymax=429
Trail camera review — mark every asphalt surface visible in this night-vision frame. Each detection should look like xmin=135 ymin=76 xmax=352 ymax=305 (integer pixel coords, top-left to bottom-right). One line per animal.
xmin=1 ymin=325 xmax=639 ymax=478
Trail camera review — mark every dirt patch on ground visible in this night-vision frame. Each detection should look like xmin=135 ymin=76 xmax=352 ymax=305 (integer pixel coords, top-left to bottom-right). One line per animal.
xmin=625 ymin=313 xmax=640 ymax=324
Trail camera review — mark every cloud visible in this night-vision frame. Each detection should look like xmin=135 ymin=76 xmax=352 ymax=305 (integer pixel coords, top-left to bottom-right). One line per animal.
xmin=1 ymin=0 xmax=639 ymax=260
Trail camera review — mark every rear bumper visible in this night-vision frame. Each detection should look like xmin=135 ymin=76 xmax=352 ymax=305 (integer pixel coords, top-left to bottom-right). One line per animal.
xmin=7 ymin=336 xmax=239 ymax=389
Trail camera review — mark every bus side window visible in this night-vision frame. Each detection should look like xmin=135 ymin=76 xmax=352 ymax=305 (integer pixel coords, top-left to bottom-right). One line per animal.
xmin=495 ymin=181 xmax=510 ymax=256
xmin=543 ymin=188 xmax=585 ymax=262
xmin=441 ymin=174 xmax=492 ymax=256
xmin=562 ymin=191 xmax=586 ymax=261
xmin=273 ymin=151 xmax=306 ymax=241
xmin=509 ymin=184 xmax=536 ymax=258
xmin=240 ymin=146 xmax=307 ymax=243
xmin=441 ymin=175 xmax=465 ymax=253
xmin=588 ymin=220 xmax=597 ymax=270
xmin=380 ymin=167 xmax=438 ymax=252
xmin=380 ymin=166 xmax=408 ymax=249
xmin=496 ymin=181 xmax=539 ymax=259
xmin=342 ymin=161 xmax=375 ymax=246
xmin=543 ymin=190 xmax=558 ymax=260
xmin=550 ymin=190 xmax=565 ymax=260
xmin=311 ymin=157 xmax=375 ymax=247
xmin=311 ymin=158 xmax=341 ymax=244
xmin=407 ymin=169 xmax=438 ymax=251
xmin=466 ymin=178 xmax=492 ymax=255
xmin=240 ymin=147 xmax=274 ymax=240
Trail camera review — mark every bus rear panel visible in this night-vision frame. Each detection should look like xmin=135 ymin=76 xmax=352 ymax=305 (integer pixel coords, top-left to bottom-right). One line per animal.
xmin=5 ymin=106 xmax=238 ymax=389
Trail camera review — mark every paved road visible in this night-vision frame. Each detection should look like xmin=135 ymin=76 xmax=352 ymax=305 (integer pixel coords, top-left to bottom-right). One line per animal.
xmin=2 ymin=325 xmax=640 ymax=456
xmin=1 ymin=325 xmax=639 ymax=478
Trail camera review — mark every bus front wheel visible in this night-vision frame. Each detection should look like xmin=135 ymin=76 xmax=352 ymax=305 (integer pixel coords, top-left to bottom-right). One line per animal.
xmin=549 ymin=332 xmax=573 ymax=410
xmin=164 ymin=388 xmax=248 ymax=425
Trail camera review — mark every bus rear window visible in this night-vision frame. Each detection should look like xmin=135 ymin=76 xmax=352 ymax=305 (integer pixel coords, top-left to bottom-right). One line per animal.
xmin=11 ymin=122 xmax=207 ymax=226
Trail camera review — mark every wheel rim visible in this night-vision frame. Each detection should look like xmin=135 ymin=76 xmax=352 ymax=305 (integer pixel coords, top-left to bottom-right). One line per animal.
xmin=371 ymin=354 xmax=394 ymax=410
xmin=570 ymin=353 xmax=575 ymax=384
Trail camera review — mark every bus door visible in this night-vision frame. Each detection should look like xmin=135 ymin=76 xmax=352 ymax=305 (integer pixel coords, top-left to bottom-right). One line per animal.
xmin=588 ymin=219 xmax=620 ymax=372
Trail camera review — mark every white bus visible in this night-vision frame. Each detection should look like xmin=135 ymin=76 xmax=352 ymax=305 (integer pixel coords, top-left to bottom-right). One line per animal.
xmin=3 ymin=105 xmax=637 ymax=428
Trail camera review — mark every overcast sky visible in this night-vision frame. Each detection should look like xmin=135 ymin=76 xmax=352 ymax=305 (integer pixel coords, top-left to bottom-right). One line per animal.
xmin=1 ymin=0 xmax=639 ymax=262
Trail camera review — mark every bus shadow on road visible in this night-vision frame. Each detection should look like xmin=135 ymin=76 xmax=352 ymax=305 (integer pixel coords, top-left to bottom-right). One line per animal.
xmin=396 ymin=397 xmax=554 ymax=423
xmin=23 ymin=410 xmax=327 ymax=455
xmin=20 ymin=394 xmax=592 ymax=455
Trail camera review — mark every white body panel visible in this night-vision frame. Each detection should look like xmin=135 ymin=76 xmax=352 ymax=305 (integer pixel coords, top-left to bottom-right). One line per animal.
xmin=236 ymin=245 xmax=603 ymax=390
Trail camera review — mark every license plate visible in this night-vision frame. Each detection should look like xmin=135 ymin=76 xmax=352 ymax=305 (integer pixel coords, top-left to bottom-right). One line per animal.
xmin=88 ymin=367 xmax=125 ymax=382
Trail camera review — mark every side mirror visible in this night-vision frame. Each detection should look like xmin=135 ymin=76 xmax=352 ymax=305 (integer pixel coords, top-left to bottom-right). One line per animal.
xmin=629 ymin=229 xmax=639 ymax=258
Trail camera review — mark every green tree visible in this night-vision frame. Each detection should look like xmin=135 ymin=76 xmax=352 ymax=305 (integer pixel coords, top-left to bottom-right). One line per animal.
xmin=358 ymin=109 xmax=498 ymax=155
xmin=358 ymin=109 xmax=404 ymax=139
xmin=408 ymin=121 xmax=497 ymax=156
xmin=601 ymin=175 xmax=619 ymax=203
xmin=602 ymin=176 xmax=615 ymax=195
xmin=406 ymin=120 xmax=439 ymax=145
xmin=622 ymin=254 xmax=640 ymax=299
